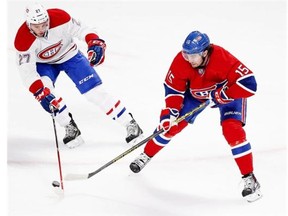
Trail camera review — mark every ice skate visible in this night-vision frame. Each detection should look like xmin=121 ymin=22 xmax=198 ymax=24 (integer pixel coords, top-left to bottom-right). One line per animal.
xmin=63 ymin=113 xmax=84 ymax=148
xmin=130 ymin=152 xmax=151 ymax=173
xmin=125 ymin=113 xmax=143 ymax=144
xmin=241 ymin=172 xmax=262 ymax=202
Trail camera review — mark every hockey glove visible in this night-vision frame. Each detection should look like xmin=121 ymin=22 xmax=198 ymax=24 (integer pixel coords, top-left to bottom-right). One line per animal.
xmin=34 ymin=87 xmax=61 ymax=113
xmin=87 ymin=39 xmax=106 ymax=66
xmin=209 ymin=86 xmax=234 ymax=107
xmin=158 ymin=108 xmax=179 ymax=133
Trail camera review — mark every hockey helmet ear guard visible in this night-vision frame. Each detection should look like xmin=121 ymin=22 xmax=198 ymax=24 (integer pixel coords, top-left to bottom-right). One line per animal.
xmin=182 ymin=31 xmax=210 ymax=55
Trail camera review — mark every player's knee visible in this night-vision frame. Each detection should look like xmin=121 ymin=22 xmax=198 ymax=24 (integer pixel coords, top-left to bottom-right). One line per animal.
xmin=222 ymin=119 xmax=246 ymax=147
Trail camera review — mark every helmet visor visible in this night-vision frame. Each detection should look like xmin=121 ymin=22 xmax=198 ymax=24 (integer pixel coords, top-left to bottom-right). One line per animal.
xmin=182 ymin=51 xmax=203 ymax=61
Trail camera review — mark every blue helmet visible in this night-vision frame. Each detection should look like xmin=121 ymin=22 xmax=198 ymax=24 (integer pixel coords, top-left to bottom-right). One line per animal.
xmin=182 ymin=31 xmax=210 ymax=54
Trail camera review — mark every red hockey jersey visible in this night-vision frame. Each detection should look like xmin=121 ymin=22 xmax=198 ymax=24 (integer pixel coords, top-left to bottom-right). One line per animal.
xmin=164 ymin=44 xmax=257 ymax=110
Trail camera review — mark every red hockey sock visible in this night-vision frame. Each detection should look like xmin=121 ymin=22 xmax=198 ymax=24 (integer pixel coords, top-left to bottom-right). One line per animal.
xmin=234 ymin=152 xmax=253 ymax=175
xmin=222 ymin=119 xmax=254 ymax=175
xmin=144 ymin=139 xmax=164 ymax=157
xmin=144 ymin=121 xmax=188 ymax=157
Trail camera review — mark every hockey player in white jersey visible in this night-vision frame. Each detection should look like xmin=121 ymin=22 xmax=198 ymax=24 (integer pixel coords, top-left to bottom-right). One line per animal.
xmin=14 ymin=3 xmax=143 ymax=148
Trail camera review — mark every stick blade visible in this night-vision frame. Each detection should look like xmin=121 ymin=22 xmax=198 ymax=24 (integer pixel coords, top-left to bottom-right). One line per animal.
xmin=64 ymin=173 xmax=89 ymax=181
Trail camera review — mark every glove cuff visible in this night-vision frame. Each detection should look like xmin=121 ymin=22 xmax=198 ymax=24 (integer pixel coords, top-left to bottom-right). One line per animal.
xmin=85 ymin=33 xmax=99 ymax=44
xmin=87 ymin=39 xmax=106 ymax=48
xmin=35 ymin=87 xmax=51 ymax=101
xmin=29 ymin=79 xmax=44 ymax=95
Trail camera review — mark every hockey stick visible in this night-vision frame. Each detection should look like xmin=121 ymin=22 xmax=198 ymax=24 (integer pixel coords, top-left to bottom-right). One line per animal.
xmin=50 ymin=108 xmax=64 ymax=190
xmin=65 ymin=101 xmax=209 ymax=181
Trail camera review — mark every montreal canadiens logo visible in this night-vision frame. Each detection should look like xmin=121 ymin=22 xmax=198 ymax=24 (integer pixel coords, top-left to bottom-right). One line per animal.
xmin=190 ymin=86 xmax=215 ymax=100
xmin=190 ymin=80 xmax=227 ymax=99
xmin=38 ymin=40 xmax=63 ymax=60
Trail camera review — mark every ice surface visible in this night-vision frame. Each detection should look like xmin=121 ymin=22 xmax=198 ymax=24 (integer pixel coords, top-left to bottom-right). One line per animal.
xmin=5 ymin=0 xmax=287 ymax=216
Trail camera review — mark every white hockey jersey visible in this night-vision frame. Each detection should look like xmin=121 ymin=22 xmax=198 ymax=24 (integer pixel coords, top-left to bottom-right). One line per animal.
xmin=14 ymin=8 xmax=100 ymax=93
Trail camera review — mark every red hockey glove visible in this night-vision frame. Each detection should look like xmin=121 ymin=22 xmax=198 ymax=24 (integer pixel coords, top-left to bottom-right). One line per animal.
xmin=158 ymin=108 xmax=179 ymax=133
xmin=34 ymin=87 xmax=61 ymax=113
xmin=87 ymin=39 xmax=106 ymax=66
xmin=209 ymin=86 xmax=234 ymax=107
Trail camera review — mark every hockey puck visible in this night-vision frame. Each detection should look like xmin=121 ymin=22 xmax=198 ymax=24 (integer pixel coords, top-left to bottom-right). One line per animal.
xmin=52 ymin=180 xmax=60 ymax=187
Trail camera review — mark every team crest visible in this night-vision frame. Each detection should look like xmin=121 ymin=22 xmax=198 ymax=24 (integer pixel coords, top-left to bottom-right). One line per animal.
xmin=190 ymin=80 xmax=227 ymax=100
xmin=37 ymin=40 xmax=63 ymax=60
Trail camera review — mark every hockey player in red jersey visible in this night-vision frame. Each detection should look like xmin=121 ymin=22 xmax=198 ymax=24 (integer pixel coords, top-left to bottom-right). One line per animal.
xmin=130 ymin=31 xmax=262 ymax=202
xmin=14 ymin=3 xmax=143 ymax=148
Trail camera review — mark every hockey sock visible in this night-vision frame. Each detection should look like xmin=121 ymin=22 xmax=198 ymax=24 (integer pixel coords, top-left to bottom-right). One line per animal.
xmin=105 ymin=99 xmax=131 ymax=126
xmin=231 ymin=141 xmax=254 ymax=175
xmin=144 ymin=120 xmax=189 ymax=157
xmin=144 ymin=139 xmax=164 ymax=157
xmin=54 ymin=108 xmax=71 ymax=127
xmin=84 ymin=85 xmax=132 ymax=126
xmin=222 ymin=119 xmax=254 ymax=175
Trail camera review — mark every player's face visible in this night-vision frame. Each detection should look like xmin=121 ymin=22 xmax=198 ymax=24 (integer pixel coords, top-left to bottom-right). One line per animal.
xmin=182 ymin=52 xmax=204 ymax=68
xmin=30 ymin=21 xmax=49 ymax=37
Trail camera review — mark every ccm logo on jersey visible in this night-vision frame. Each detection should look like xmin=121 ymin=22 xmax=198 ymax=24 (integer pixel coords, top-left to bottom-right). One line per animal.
xmin=37 ymin=40 xmax=63 ymax=60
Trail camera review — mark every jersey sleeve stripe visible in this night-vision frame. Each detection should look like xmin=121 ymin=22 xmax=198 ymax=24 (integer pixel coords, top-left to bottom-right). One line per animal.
xmin=164 ymin=82 xmax=186 ymax=94
xmin=165 ymin=94 xmax=185 ymax=100
xmin=236 ymin=74 xmax=257 ymax=94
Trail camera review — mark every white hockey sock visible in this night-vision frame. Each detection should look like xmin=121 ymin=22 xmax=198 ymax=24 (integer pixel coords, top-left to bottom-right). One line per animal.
xmin=84 ymin=85 xmax=132 ymax=127
xmin=104 ymin=99 xmax=132 ymax=126
xmin=54 ymin=105 xmax=71 ymax=127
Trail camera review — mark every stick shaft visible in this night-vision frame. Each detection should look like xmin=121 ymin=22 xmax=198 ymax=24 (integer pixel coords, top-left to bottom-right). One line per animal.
xmin=51 ymin=114 xmax=64 ymax=190
xmin=88 ymin=129 xmax=164 ymax=178
xmin=65 ymin=101 xmax=209 ymax=181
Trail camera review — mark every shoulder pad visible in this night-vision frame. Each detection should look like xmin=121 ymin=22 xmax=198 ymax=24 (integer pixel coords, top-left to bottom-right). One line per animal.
xmin=48 ymin=8 xmax=71 ymax=28
xmin=14 ymin=22 xmax=36 ymax=52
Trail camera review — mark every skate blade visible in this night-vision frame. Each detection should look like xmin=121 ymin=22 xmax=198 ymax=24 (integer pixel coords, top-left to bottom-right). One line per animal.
xmin=245 ymin=189 xmax=263 ymax=202
xmin=65 ymin=136 xmax=84 ymax=149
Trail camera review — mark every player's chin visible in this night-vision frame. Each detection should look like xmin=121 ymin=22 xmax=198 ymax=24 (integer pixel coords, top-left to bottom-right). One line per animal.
xmin=37 ymin=33 xmax=45 ymax=37
xmin=190 ymin=63 xmax=200 ymax=68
